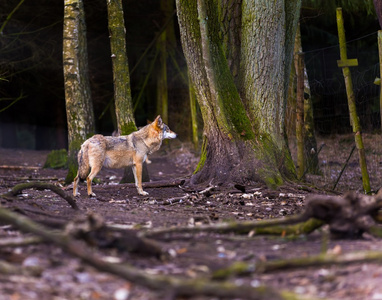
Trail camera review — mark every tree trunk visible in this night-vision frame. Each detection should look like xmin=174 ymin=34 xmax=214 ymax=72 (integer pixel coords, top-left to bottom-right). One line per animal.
xmin=294 ymin=24 xmax=320 ymax=175
xmin=374 ymin=0 xmax=382 ymax=29
xmin=106 ymin=0 xmax=150 ymax=184
xmin=156 ymin=30 xmax=169 ymax=124
xmin=296 ymin=53 xmax=305 ymax=179
xmin=177 ymin=0 xmax=300 ymax=187
xmin=156 ymin=0 xmax=176 ymax=124
xmin=106 ymin=0 xmax=136 ymax=135
xmin=63 ymin=0 xmax=95 ymax=184
xmin=188 ymin=76 xmax=199 ymax=150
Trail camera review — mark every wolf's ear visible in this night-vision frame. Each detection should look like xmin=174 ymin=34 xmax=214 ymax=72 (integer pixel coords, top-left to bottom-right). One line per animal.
xmin=154 ymin=115 xmax=163 ymax=128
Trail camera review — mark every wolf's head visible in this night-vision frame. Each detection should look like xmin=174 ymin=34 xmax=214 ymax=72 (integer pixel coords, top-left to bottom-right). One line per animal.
xmin=153 ymin=115 xmax=177 ymax=140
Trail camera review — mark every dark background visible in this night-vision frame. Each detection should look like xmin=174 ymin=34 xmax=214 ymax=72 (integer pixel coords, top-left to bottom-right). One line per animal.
xmin=0 ymin=0 xmax=380 ymax=150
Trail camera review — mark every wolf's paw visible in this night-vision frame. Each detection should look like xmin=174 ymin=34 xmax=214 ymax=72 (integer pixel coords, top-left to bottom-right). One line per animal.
xmin=88 ymin=192 xmax=96 ymax=198
xmin=139 ymin=190 xmax=149 ymax=196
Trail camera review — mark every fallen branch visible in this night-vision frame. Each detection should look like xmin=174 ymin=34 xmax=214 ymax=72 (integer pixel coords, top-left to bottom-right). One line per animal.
xmin=0 ymin=236 xmax=43 ymax=247
xmin=95 ymin=179 xmax=185 ymax=190
xmin=253 ymin=218 xmax=324 ymax=236
xmin=0 ymin=206 xmax=307 ymax=300
xmin=143 ymin=214 xmax=310 ymax=239
xmin=0 ymin=165 xmax=41 ymax=170
xmin=256 ymin=250 xmax=382 ymax=273
xmin=0 ymin=176 xmax=59 ymax=181
xmin=213 ymin=250 xmax=382 ymax=278
xmin=1 ymin=181 xmax=79 ymax=210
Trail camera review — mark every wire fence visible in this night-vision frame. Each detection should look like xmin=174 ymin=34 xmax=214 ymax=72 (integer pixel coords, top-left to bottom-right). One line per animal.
xmin=300 ymin=30 xmax=381 ymax=134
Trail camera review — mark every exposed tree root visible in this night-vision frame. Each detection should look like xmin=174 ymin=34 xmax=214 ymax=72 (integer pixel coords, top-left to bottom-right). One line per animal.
xmin=1 ymin=181 xmax=79 ymax=210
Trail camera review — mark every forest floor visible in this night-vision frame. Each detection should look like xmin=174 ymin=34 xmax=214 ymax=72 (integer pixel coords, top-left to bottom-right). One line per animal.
xmin=1 ymin=134 xmax=382 ymax=299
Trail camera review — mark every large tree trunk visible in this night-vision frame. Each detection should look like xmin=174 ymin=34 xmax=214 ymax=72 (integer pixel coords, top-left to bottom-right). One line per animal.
xmin=63 ymin=0 xmax=95 ymax=183
xmin=176 ymin=0 xmax=299 ymax=187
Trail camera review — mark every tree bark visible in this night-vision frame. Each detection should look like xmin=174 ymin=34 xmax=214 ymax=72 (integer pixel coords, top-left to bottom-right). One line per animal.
xmin=188 ymin=76 xmax=199 ymax=150
xmin=176 ymin=0 xmax=300 ymax=187
xmin=63 ymin=0 xmax=95 ymax=184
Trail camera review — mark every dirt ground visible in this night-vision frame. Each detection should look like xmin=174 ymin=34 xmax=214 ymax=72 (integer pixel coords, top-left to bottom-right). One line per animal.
xmin=1 ymin=134 xmax=382 ymax=300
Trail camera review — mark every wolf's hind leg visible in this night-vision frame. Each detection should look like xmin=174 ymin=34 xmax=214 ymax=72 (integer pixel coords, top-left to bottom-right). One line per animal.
xmin=86 ymin=165 xmax=102 ymax=197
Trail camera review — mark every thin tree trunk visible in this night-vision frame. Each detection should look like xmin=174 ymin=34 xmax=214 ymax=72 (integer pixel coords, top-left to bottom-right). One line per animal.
xmin=106 ymin=0 xmax=149 ymax=184
xmin=156 ymin=0 xmax=175 ymax=124
xmin=156 ymin=30 xmax=168 ymax=124
xmin=294 ymin=24 xmax=320 ymax=175
xmin=378 ymin=31 xmax=382 ymax=131
xmin=296 ymin=53 xmax=305 ymax=179
xmin=106 ymin=0 xmax=136 ymax=135
xmin=63 ymin=0 xmax=95 ymax=184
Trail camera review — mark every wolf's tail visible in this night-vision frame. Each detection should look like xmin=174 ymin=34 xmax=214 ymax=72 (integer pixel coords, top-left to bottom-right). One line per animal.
xmin=77 ymin=142 xmax=90 ymax=180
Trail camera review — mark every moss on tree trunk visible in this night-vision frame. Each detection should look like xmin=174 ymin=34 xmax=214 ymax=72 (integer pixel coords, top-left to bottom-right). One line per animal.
xmin=176 ymin=0 xmax=300 ymax=187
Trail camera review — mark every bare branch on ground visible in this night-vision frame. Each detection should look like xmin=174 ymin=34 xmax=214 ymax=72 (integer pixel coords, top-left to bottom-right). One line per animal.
xmin=1 ymin=181 xmax=79 ymax=209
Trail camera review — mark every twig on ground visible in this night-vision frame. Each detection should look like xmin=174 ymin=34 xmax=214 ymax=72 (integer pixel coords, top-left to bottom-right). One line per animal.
xmin=0 ymin=165 xmax=41 ymax=170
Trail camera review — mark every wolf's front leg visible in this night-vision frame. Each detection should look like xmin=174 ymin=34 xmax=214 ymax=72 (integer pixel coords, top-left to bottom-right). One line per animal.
xmin=132 ymin=163 xmax=148 ymax=196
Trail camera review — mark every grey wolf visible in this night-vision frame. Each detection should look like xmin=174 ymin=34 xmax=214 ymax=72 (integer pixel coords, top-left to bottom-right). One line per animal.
xmin=73 ymin=115 xmax=177 ymax=197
